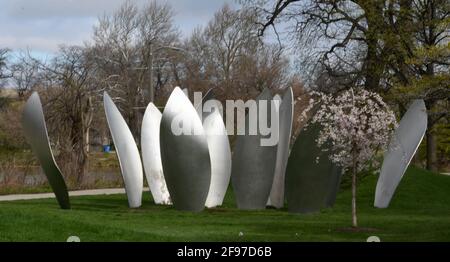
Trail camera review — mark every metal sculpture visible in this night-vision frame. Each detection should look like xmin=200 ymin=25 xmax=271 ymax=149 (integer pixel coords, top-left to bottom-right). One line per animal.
xmin=200 ymin=88 xmax=214 ymax=105
xmin=22 ymin=92 xmax=70 ymax=209
xmin=285 ymin=122 xmax=341 ymax=213
xmin=202 ymin=99 xmax=232 ymax=208
xmin=266 ymin=94 xmax=281 ymax=207
xmin=374 ymin=99 xmax=427 ymax=208
xmin=182 ymin=88 xmax=189 ymax=97
xmin=159 ymin=87 xmax=211 ymax=212
xmin=182 ymin=87 xmax=231 ymax=208
xmin=267 ymin=87 xmax=294 ymax=208
xmin=231 ymin=88 xmax=278 ymax=210
xmin=103 ymin=92 xmax=143 ymax=208
xmin=193 ymin=88 xmax=214 ymax=114
xmin=141 ymin=102 xmax=171 ymax=205
xmin=325 ymin=164 xmax=343 ymax=208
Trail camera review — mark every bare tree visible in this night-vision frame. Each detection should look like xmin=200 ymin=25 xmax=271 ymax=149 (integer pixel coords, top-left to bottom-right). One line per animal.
xmin=91 ymin=0 xmax=180 ymax=140
xmin=234 ymin=43 xmax=290 ymax=96
xmin=11 ymin=52 xmax=41 ymax=98
xmin=0 ymin=48 xmax=9 ymax=79
xmin=38 ymin=46 xmax=97 ymax=187
xmin=179 ymin=4 xmax=290 ymax=101
xmin=0 ymin=48 xmax=11 ymax=90
xmin=244 ymin=0 xmax=387 ymax=91
xmin=205 ymin=4 xmax=260 ymax=96
xmin=138 ymin=1 xmax=180 ymax=103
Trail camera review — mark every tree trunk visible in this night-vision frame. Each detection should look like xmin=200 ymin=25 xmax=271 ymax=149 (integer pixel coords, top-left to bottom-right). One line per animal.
xmin=360 ymin=0 xmax=384 ymax=91
xmin=75 ymin=151 xmax=89 ymax=189
xmin=425 ymin=97 xmax=437 ymax=172
xmin=364 ymin=37 xmax=382 ymax=91
xmin=425 ymin=63 xmax=437 ymax=172
xmin=352 ymin=162 xmax=358 ymax=228
xmin=85 ymin=126 xmax=90 ymax=153
xmin=426 ymin=128 xmax=437 ymax=172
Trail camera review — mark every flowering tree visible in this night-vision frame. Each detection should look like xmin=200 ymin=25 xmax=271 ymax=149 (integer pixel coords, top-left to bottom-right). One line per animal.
xmin=309 ymin=88 xmax=397 ymax=228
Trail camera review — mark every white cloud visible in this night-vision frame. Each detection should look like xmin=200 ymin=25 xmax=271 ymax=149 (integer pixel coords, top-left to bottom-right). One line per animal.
xmin=0 ymin=36 xmax=84 ymax=53
xmin=0 ymin=0 xmax=235 ymax=53
xmin=1 ymin=0 xmax=145 ymax=19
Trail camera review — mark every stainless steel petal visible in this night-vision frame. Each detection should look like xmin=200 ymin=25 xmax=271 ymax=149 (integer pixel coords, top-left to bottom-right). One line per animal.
xmin=325 ymin=164 xmax=343 ymax=208
xmin=103 ymin=92 xmax=143 ymax=208
xmin=191 ymin=88 xmax=231 ymax=208
xmin=22 ymin=92 xmax=70 ymax=209
xmin=374 ymin=99 xmax=427 ymax=208
xmin=193 ymin=88 xmax=214 ymax=116
xmin=141 ymin=102 xmax=171 ymax=205
xmin=285 ymin=122 xmax=341 ymax=213
xmin=160 ymin=87 xmax=211 ymax=212
xmin=266 ymin=94 xmax=281 ymax=207
xmin=182 ymin=88 xmax=189 ymax=97
xmin=201 ymin=88 xmax=214 ymax=106
xmin=231 ymin=88 xmax=278 ymax=210
xmin=267 ymin=88 xmax=294 ymax=208
xmin=203 ymin=99 xmax=232 ymax=208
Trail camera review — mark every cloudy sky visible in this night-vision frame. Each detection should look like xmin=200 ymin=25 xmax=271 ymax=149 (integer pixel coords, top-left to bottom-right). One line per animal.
xmin=0 ymin=0 xmax=236 ymax=56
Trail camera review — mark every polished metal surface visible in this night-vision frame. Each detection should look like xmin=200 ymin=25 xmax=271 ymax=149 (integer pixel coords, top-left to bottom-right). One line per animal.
xmin=22 ymin=92 xmax=70 ymax=209
xmin=141 ymin=102 xmax=171 ymax=205
xmin=193 ymin=88 xmax=214 ymax=116
xmin=103 ymin=92 xmax=143 ymax=208
xmin=231 ymin=88 xmax=278 ymax=210
xmin=267 ymin=87 xmax=294 ymax=208
xmin=325 ymin=164 xmax=343 ymax=208
xmin=374 ymin=99 xmax=427 ymax=208
xmin=266 ymin=94 xmax=281 ymax=207
xmin=182 ymin=88 xmax=189 ymax=97
xmin=285 ymin=122 xmax=341 ymax=213
xmin=201 ymin=88 xmax=214 ymax=105
xmin=203 ymin=99 xmax=232 ymax=208
xmin=159 ymin=87 xmax=211 ymax=212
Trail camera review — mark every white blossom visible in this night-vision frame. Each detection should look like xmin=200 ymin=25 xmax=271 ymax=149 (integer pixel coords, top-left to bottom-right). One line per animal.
xmin=307 ymin=88 xmax=398 ymax=173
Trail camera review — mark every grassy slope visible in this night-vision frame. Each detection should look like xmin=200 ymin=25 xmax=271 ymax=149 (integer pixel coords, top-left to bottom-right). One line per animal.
xmin=0 ymin=167 xmax=449 ymax=242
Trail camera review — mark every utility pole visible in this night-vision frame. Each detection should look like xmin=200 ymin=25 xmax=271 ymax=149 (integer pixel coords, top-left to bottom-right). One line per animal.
xmin=149 ymin=44 xmax=154 ymax=103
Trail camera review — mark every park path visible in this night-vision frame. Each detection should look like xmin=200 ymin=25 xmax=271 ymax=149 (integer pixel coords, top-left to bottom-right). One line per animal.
xmin=1 ymin=173 xmax=448 ymax=202
xmin=0 ymin=188 xmax=149 ymax=202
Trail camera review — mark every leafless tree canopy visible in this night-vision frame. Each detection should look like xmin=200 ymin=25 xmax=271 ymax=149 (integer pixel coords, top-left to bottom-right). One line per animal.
xmin=3 ymin=0 xmax=446 ymax=182
xmin=178 ymin=4 xmax=291 ymax=101
xmin=0 ymin=2 xmax=295 ymax=186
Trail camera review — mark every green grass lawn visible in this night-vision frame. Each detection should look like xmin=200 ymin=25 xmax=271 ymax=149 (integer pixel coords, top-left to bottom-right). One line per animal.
xmin=0 ymin=167 xmax=449 ymax=242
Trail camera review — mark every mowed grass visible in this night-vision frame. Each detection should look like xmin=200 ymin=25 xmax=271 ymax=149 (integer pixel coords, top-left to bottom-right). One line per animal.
xmin=0 ymin=167 xmax=449 ymax=242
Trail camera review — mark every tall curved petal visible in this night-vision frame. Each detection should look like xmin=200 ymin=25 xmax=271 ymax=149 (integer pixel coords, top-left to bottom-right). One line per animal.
xmin=203 ymin=99 xmax=232 ymax=208
xmin=325 ymin=164 xmax=343 ymax=208
xmin=375 ymin=99 xmax=427 ymax=208
xmin=160 ymin=87 xmax=211 ymax=212
xmin=285 ymin=121 xmax=341 ymax=213
xmin=267 ymin=87 xmax=294 ymax=208
xmin=22 ymin=92 xmax=70 ymax=209
xmin=141 ymin=102 xmax=171 ymax=205
xmin=231 ymin=88 xmax=278 ymax=210
xmin=103 ymin=92 xmax=143 ymax=208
